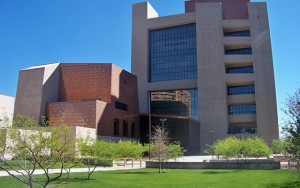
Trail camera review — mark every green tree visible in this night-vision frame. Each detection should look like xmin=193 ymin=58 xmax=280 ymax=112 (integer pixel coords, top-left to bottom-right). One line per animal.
xmin=282 ymin=88 xmax=300 ymax=171
xmin=0 ymin=115 xmax=76 ymax=188
xmin=167 ymin=141 xmax=186 ymax=161
xmin=272 ymin=139 xmax=289 ymax=155
xmin=79 ymin=140 xmax=114 ymax=180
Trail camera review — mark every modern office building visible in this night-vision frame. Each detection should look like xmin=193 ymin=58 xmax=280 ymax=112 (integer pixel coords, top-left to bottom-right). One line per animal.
xmin=0 ymin=94 xmax=15 ymax=127
xmin=132 ymin=0 xmax=278 ymax=154
xmin=14 ymin=63 xmax=140 ymax=140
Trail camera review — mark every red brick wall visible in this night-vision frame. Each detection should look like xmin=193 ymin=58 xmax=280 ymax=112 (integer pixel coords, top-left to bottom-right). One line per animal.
xmin=46 ymin=100 xmax=100 ymax=129
xmin=185 ymin=0 xmax=249 ymax=19
xmin=59 ymin=64 xmax=112 ymax=103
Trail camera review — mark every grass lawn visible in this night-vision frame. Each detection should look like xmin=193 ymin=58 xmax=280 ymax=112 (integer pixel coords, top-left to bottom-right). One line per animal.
xmin=0 ymin=169 xmax=299 ymax=188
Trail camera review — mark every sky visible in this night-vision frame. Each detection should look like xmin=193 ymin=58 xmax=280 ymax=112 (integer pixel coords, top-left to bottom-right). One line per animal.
xmin=0 ymin=0 xmax=299 ymax=128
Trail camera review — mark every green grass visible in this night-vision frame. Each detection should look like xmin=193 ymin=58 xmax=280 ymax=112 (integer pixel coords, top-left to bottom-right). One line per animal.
xmin=0 ymin=169 xmax=299 ymax=188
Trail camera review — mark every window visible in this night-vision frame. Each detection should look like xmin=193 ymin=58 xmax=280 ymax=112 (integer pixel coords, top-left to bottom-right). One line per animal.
xmin=228 ymin=127 xmax=257 ymax=134
xmin=150 ymin=89 xmax=198 ymax=120
xmin=224 ymin=30 xmax=250 ymax=37
xmin=228 ymin=104 xmax=256 ymax=115
xmin=123 ymin=120 xmax=128 ymax=137
xmin=149 ymin=24 xmax=197 ymax=82
xmin=115 ymin=101 xmax=128 ymax=111
xmin=228 ymin=85 xmax=255 ymax=95
xmin=225 ymin=47 xmax=252 ymax=55
xmin=226 ymin=66 xmax=254 ymax=74
xmin=114 ymin=119 xmax=119 ymax=136
xmin=131 ymin=122 xmax=136 ymax=137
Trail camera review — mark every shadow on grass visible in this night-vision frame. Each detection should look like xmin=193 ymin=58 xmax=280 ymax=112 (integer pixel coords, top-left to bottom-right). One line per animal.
xmin=265 ymin=181 xmax=300 ymax=188
xmin=109 ymin=171 xmax=158 ymax=175
xmin=201 ymin=170 xmax=242 ymax=175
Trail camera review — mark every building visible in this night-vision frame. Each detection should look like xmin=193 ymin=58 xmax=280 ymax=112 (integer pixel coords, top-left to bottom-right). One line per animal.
xmin=132 ymin=0 xmax=278 ymax=154
xmin=14 ymin=63 xmax=140 ymax=141
xmin=0 ymin=94 xmax=15 ymax=127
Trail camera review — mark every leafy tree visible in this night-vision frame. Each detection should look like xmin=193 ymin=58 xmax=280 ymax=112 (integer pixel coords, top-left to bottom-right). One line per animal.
xmin=272 ymin=139 xmax=290 ymax=155
xmin=0 ymin=115 xmax=76 ymax=188
xmin=79 ymin=140 xmax=114 ymax=180
xmin=282 ymin=88 xmax=300 ymax=170
xmin=167 ymin=141 xmax=186 ymax=161
xmin=244 ymin=137 xmax=272 ymax=159
xmin=151 ymin=126 xmax=169 ymax=173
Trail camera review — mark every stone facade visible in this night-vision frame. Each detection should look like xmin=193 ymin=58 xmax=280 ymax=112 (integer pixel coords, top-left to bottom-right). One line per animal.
xmin=131 ymin=0 xmax=278 ymax=154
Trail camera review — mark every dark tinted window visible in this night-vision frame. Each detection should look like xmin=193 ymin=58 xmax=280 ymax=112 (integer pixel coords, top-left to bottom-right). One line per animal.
xmin=225 ymin=47 xmax=252 ymax=55
xmin=226 ymin=66 xmax=254 ymax=74
xmin=228 ymin=85 xmax=255 ymax=95
xmin=228 ymin=104 xmax=256 ymax=115
xmin=115 ymin=101 xmax=128 ymax=111
xmin=123 ymin=120 xmax=128 ymax=137
xmin=149 ymin=24 xmax=197 ymax=82
xmin=224 ymin=30 xmax=250 ymax=37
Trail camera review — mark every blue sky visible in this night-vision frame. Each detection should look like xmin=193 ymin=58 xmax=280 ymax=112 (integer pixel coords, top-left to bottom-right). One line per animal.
xmin=0 ymin=0 xmax=299 ymax=127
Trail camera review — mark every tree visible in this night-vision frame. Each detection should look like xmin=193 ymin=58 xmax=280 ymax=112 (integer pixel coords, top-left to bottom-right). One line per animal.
xmin=272 ymin=139 xmax=290 ymax=155
xmin=151 ymin=126 xmax=169 ymax=173
xmin=282 ymin=88 xmax=300 ymax=170
xmin=0 ymin=115 xmax=76 ymax=188
xmin=79 ymin=140 xmax=114 ymax=180
xmin=167 ymin=141 xmax=186 ymax=161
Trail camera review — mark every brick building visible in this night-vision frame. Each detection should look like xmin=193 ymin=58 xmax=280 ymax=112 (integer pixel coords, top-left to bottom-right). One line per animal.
xmin=15 ymin=63 xmax=140 ymax=140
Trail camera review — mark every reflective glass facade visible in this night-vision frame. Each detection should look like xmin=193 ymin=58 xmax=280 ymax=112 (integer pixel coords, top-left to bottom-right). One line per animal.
xmin=228 ymin=85 xmax=255 ymax=95
xmin=149 ymin=24 xmax=197 ymax=82
xmin=150 ymin=89 xmax=198 ymax=120
xmin=226 ymin=66 xmax=254 ymax=74
xmin=228 ymin=104 xmax=256 ymax=115
xmin=225 ymin=47 xmax=252 ymax=55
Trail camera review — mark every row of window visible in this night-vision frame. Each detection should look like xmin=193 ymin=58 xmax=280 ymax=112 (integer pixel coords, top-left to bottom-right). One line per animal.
xmin=225 ymin=47 xmax=252 ymax=55
xmin=226 ymin=66 xmax=254 ymax=74
xmin=228 ymin=127 xmax=257 ymax=134
xmin=228 ymin=104 xmax=256 ymax=115
xmin=228 ymin=85 xmax=255 ymax=95
xmin=224 ymin=30 xmax=251 ymax=37
xmin=113 ymin=119 xmax=135 ymax=138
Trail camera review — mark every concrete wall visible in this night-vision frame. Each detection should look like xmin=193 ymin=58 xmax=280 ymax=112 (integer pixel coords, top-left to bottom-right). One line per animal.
xmin=185 ymin=0 xmax=249 ymax=19
xmin=248 ymin=2 xmax=279 ymax=144
xmin=196 ymin=3 xmax=228 ymax=152
xmin=14 ymin=63 xmax=60 ymax=123
xmin=146 ymin=161 xmax=280 ymax=170
xmin=0 ymin=94 xmax=15 ymax=127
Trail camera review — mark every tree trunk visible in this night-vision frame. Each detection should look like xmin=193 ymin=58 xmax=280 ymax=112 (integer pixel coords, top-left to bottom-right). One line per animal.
xmin=132 ymin=158 xmax=134 ymax=167
xmin=159 ymin=158 xmax=161 ymax=173
xmin=140 ymin=158 xmax=142 ymax=167
xmin=124 ymin=158 xmax=126 ymax=167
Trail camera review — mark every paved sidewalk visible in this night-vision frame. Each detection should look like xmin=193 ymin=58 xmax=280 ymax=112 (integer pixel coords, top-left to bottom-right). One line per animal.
xmin=0 ymin=163 xmax=146 ymax=177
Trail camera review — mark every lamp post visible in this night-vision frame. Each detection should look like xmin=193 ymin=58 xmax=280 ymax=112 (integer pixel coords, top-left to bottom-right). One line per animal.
xmin=159 ymin=118 xmax=167 ymax=129
xmin=210 ymin=131 xmax=215 ymax=159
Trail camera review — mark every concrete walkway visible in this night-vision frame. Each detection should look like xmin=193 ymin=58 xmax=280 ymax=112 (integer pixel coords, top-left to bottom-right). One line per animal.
xmin=0 ymin=163 xmax=146 ymax=177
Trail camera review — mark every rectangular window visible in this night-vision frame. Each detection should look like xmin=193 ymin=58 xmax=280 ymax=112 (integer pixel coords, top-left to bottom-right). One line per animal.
xmin=123 ymin=120 xmax=128 ymax=137
xmin=131 ymin=122 xmax=136 ymax=137
xmin=114 ymin=119 xmax=119 ymax=136
xmin=228 ymin=104 xmax=256 ymax=115
xmin=228 ymin=85 xmax=255 ymax=95
xmin=115 ymin=101 xmax=128 ymax=111
xmin=225 ymin=47 xmax=252 ymax=55
xmin=228 ymin=127 xmax=257 ymax=134
xmin=226 ymin=66 xmax=254 ymax=74
xmin=149 ymin=24 xmax=197 ymax=82
xmin=224 ymin=30 xmax=251 ymax=37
